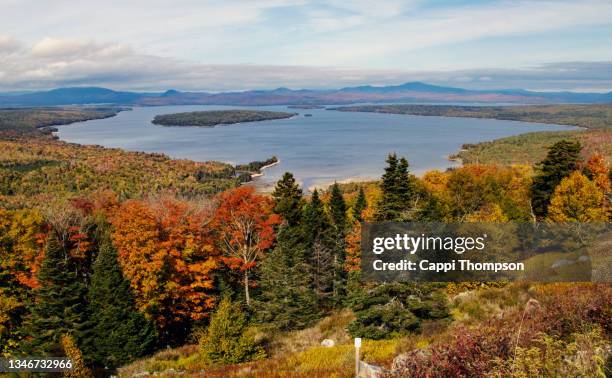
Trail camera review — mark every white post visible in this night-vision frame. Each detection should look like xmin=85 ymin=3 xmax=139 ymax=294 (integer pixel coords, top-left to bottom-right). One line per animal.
xmin=354 ymin=338 xmax=362 ymax=377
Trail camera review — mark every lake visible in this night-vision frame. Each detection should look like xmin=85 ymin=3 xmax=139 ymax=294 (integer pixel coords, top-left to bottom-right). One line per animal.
xmin=56 ymin=105 xmax=577 ymax=190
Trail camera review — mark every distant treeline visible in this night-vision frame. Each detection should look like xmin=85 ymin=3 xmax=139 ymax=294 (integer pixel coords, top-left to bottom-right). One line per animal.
xmin=152 ymin=110 xmax=296 ymax=127
xmin=0 ymin=107 xmax=125 ymax=134
xmin=235 ymin=156 xmax=278 ymax=183
xmin=330 ymin=104 xmax=612 ymax=130
xmin=236 ymin=156 xmax=278 ymax=173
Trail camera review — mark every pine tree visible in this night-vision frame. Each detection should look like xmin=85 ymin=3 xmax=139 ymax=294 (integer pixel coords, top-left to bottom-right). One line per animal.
xmin=87 ymin=236 xmax=157 ymax=369
xmin=25 ymin=234 xmax=89 ymax=356
xmin=376 ymin=154 xmax=416 ymax=221
xmin=353 ymin=187 xmax=367 ymax=223
xmin=531 ymin=140 xmax=582 ymax=218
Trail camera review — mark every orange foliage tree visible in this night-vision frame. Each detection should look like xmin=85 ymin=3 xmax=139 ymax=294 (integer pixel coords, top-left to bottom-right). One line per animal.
xmin=110 ymin=197 xmax=220 ymax=335
xmin=547 ymin=171 xmax=607 ymax=222
xmin=585 ymin=153 xmax=610 ymax=193
xmin=213 ymin=187 xmax=280 ymax=305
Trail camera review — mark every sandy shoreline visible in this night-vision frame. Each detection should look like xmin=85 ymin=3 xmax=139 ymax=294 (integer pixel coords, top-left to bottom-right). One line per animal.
xmin=250 ymin=159 xmax=281 ymax=179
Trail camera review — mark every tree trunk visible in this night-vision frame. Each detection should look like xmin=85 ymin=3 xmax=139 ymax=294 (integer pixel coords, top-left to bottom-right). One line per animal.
xmin=244 ymin=271 xmax=250 ymax=306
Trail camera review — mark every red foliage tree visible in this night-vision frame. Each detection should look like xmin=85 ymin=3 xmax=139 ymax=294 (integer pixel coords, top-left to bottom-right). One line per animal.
xmin=213 ymin=186 xmax=280 ymax=305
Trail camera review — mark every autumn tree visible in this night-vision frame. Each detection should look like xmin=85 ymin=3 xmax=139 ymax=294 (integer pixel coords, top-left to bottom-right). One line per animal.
xmin=547 ymin=171 xmax=607 ymax=222
xmin=61 ymin=334 xmax=94 ymax=378
xmin=213 ymin=187 xmax=280 ymax=306
xmin=531 ymin=140 xmax=582 ymax=218
xmin=585 ymin=153 xmax=610 ymax=193
xmin=110 ymin=197 xmax=220 ymax=343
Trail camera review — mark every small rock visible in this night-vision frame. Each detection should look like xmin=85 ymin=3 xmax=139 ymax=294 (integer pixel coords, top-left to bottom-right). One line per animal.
xmin=320 ymin=338 xmax=335 ymax=347
xmin=551 ymin=259 xmax=573 ymax=269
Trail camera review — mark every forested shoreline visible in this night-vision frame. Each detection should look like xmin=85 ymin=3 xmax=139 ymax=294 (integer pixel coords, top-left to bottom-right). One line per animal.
xmin=151 ymin=110 xmax=296 ymax=127
xmin=0 ymin=106 xmax=611 ymax=377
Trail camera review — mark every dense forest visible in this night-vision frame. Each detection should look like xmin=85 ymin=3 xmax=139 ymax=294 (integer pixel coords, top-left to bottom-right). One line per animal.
xmin=0 ymin=107 xmax=125 ymax=134
xmin=151 ymin=110 xmax=296 ymax=127
xmin=332 ymin=104 xmax=612 ymax=166
xmin=330 ymin=104 xmax=612 ymax=129
xmin=0 ymin=106 xmax=610 ymax=377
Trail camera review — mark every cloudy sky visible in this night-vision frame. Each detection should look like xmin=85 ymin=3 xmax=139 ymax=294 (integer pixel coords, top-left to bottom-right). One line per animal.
xmin=1 ymin=0 xmax=612 ymax=92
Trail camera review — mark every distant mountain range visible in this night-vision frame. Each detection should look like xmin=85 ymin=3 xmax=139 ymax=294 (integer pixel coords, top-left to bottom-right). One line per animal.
xmin=1 ymin=82 xmax=611 ymax=107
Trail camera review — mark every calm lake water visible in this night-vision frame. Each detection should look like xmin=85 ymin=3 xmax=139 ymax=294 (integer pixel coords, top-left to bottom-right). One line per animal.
xmin=57 ymin=105 xmax=576 ymax=190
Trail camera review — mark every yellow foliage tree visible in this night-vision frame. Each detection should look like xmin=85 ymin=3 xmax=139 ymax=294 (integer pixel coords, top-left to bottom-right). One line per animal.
xmin=465 ymin=203 xmax=509 ymax=222
xmin=60 ymin=334 xmax=94 ymax=378
xmin=547 ymin=171 xmax=607 ymax=222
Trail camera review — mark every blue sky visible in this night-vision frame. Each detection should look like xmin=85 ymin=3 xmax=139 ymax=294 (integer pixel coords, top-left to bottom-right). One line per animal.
xmin=1 ymin=0 xmax=612 ymax=91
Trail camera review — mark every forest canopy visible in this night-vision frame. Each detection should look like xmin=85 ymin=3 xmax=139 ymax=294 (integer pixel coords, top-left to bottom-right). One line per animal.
xmin=151 ymin=110 xmax=296 ymax=127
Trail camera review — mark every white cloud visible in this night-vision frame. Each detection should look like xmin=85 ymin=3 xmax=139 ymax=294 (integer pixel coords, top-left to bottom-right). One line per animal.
xmin=0 ymin=36 xmax=611 ymax=91
xmin=285 ymin=0 xmax=612 ymax=65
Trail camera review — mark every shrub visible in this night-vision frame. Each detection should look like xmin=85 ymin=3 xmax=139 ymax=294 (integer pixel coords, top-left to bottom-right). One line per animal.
xmin=199 ymin=298 xmax=266 ymax=365
xmin=348 ymin=283 xmax=450 ymax=340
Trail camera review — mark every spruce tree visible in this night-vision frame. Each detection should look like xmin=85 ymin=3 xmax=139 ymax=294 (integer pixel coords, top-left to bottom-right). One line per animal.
xmin=353 ymin=187 xmax=367 ymax=222
xmin=376 ymin=154 xmax=416 ymax=221
xmin=328 ymin=183 xmax=348 ymax=304
xmin=200 ymin=298 xmax=265 ymax=364
xmin=272 ymin=172 xmax=304 ymax=227
xmin=255 ymin=173 xmax=319 ymax=329
xmin=25 ymin=234 xmax=89 ymax=356
xmin=303 ymin=189 xmax=335 ymax=301
xmin=87 ymin=236 xmax=157 ymax=369
xmin=531 ymin=140 xmax=582 ymax=218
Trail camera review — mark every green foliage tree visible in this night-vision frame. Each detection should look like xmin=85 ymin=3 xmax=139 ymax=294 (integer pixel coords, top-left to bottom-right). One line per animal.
xmin=200 ymin=297 xmax=265 ymax=365
xmin=272 ymin=172 xmax=304 ymax=227
xmin=328 ymin=183 xmax=348 ymax=305
xmin=255 ymin=173 xmax=319 ymax=330
xmin=376 ymin=154 xmax=416 ymax=221
xmin=531 ymin=140 xmax=582 ymax=218
xmin=24 ymin=234 xmax=89 ymax=356
xmin=303 ymin=190 xmax=334 ymax=302
xmin=86 ymin=235 xmax=157 ymax=369
xmin=348 ymin=283 xmax=449 ymax=340
xmin=352 ymin=187 xmax=367 ymax=223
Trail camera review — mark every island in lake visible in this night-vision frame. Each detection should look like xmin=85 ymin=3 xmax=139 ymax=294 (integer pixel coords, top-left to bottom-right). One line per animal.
xmin=151 ymin=109 xmax=296 ymax=127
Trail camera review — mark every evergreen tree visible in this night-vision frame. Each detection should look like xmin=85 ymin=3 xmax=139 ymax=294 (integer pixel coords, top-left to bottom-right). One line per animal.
xmin=25 ymin=234 xmax=89 ymax=356
xmin=303 ymin=189 xmax=335 ymax=301
xmin=254 ymin=243 xmax=319 ymax=330
xmin=329 ymin=183 xmax=347 ymax=231
xmin=255 ymin=173 xmax=319 ymax=330
xmin=328 ymin=183 xmax=348 ymax=304
xmin=531 ymin=140 xmax=582 ymax=218
xmin=87 ymin=236 xmax=157 ymax=369
xmin=200 ymin=298 xmax=265 ymax=365
xmin=353 ymin=187 xmax=367 ymax=223
xmin=272 ymin=172 xmax=304 ymax=227
xmin=376 ymin=154 xmax=416 ymax=221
